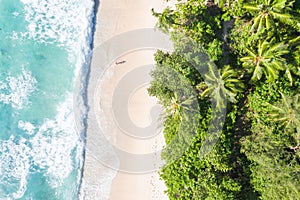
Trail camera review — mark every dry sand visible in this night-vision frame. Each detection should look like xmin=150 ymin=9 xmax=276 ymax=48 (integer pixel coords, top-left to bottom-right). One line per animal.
xmin=81 ymin=0 xmax=171 ymax=199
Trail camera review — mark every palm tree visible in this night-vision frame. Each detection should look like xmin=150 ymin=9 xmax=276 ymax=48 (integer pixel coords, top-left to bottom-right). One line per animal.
xmin=286 ymin=36 xmax=300 ymax=84
xmin=198 ymin=64 xmax=244 ymax=109
xmin=284 ymin=64 xmax=300 ymax=85
xmin=267 ymin=93 xmax=300 ymax=130
xmin=165 ymin=92 xmax=195 ymax=122
xmin=243 ymin=0 xmax=296 ymax=34
xmin=151 ymin=7 xmax=179 ymax=32
xmin=240 ymin=38 xmax=289 ymax=82
xmin=266 ymin=93 xmax=300 ymax=151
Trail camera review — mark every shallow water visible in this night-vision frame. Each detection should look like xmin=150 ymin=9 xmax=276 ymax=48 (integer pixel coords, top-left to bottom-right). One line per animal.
xmin=0 ymin=0 xmax=94 ymax=199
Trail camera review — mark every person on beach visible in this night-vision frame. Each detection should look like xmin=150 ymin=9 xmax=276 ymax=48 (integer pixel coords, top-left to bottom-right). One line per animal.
xmin=116 ymin=60 xmax=126 ymax=65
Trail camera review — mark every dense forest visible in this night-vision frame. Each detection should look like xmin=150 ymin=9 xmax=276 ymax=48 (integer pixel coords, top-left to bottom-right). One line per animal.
xmin=149 ymin=0 xmax=300 ymax=199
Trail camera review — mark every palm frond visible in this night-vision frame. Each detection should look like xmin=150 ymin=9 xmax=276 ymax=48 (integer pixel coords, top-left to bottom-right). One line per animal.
xmin=243 ymin=4 xmax=261 ymax=11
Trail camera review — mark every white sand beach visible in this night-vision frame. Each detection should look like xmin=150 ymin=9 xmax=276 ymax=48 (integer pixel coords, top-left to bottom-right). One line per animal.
xmin=81 ymin=0 xmax=170 ymax=199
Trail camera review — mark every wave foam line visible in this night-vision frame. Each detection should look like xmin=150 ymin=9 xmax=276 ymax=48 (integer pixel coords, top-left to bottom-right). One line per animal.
xmin=19 ymin=0 xmax=96 ymax=197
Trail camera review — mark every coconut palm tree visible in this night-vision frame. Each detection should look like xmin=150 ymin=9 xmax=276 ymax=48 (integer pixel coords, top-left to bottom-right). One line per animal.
xmin=240 ymin=38 xmax=289 ymax=82
xmin=243 ymin=0 xmax=296 ymax=34
xmin=198 ymin=64 xmax=244 ymax=109
xmin=267 ymin=93 xmax=300 ymax=130
xmin=165 ymin=92 xmax=195 ymax=122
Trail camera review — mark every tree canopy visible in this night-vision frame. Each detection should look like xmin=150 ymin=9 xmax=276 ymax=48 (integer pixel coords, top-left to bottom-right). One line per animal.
xmin=149 ymin=0 xmax=300 ymax=199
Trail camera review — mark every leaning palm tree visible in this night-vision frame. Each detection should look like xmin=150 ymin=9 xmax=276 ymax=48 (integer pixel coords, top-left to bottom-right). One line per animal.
xmin=240 ymin=38 xmax=289 ymax=82
xmin=198 ymin=64 xmax=244 ymax=109
xmin=151 ymin=7 xmax=179 ymax=32
xmin=243 ymin=0 xmax=296 ymax=34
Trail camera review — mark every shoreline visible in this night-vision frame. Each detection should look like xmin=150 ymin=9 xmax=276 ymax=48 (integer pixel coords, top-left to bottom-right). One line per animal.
xmin=81 ymin=0 xmax=170 ymax=199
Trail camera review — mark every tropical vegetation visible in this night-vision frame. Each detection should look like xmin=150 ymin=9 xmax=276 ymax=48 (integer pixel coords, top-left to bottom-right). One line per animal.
xmin=149 ymin=0 xmax=300 ymax=199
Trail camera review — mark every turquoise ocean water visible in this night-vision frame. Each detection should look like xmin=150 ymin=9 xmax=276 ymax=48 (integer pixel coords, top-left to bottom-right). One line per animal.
xmin=0 ymin=0 xmax=94 ymax=199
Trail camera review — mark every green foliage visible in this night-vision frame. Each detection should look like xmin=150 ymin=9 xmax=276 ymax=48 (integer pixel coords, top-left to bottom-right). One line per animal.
xmin=149 ymin=0 xmax=300 ymax=199
xmin=240 ymin=38 xmax=289 ymax=82
xmin=152 ymin=7 xmax=179 ymax=32
xmin=154 ymin=0 xmax=225 ymax=62
xmin=165 ymin=92 xmax=195 ymax=122
xmin=215 ymin=0 xmax=245 ymax=17
xmin=229 ymin=19 xmax=260 ymax=55
xmin=266 ymin=93 xmax=300 ymax=132
xmin=244 ymin=77 xmax=300 ymax=198
xmin=198 ymin=64 xmax=244 ymax=109
xmin=246 ymin=76 xmax=298 ymax=125
xmin=243 ymin=0 xmax=297 ymax=34
xmin=286 ymin=36 xmax=300 ymax=84
xmin=241 ymin=123 xmax=300 ymax=200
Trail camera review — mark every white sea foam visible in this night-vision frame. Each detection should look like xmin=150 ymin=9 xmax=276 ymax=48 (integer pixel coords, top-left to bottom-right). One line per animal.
xmin=18 ymin=121 xmax=35 ymax=135
xmin=20 ymin=0 xmax=94 ymax=52
xmin=0 ymin=96 xmax=80 ymax=198
xmin=11 ymin=0 xmax=118 ymax=198
xmin=19 ymin=0 xmax=94 ymax=128
xmin=0 ymin=67 xmax=37 ymax=110
xmin=30 ymin=94 xmax=80 ymax=188
xmin=19 ymin=0 xmax=95 ymax=192
xmin=0 ymin=136 xmax=31 ymax=199
xmin=19 ymin=0 xmax=95 ymax=97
